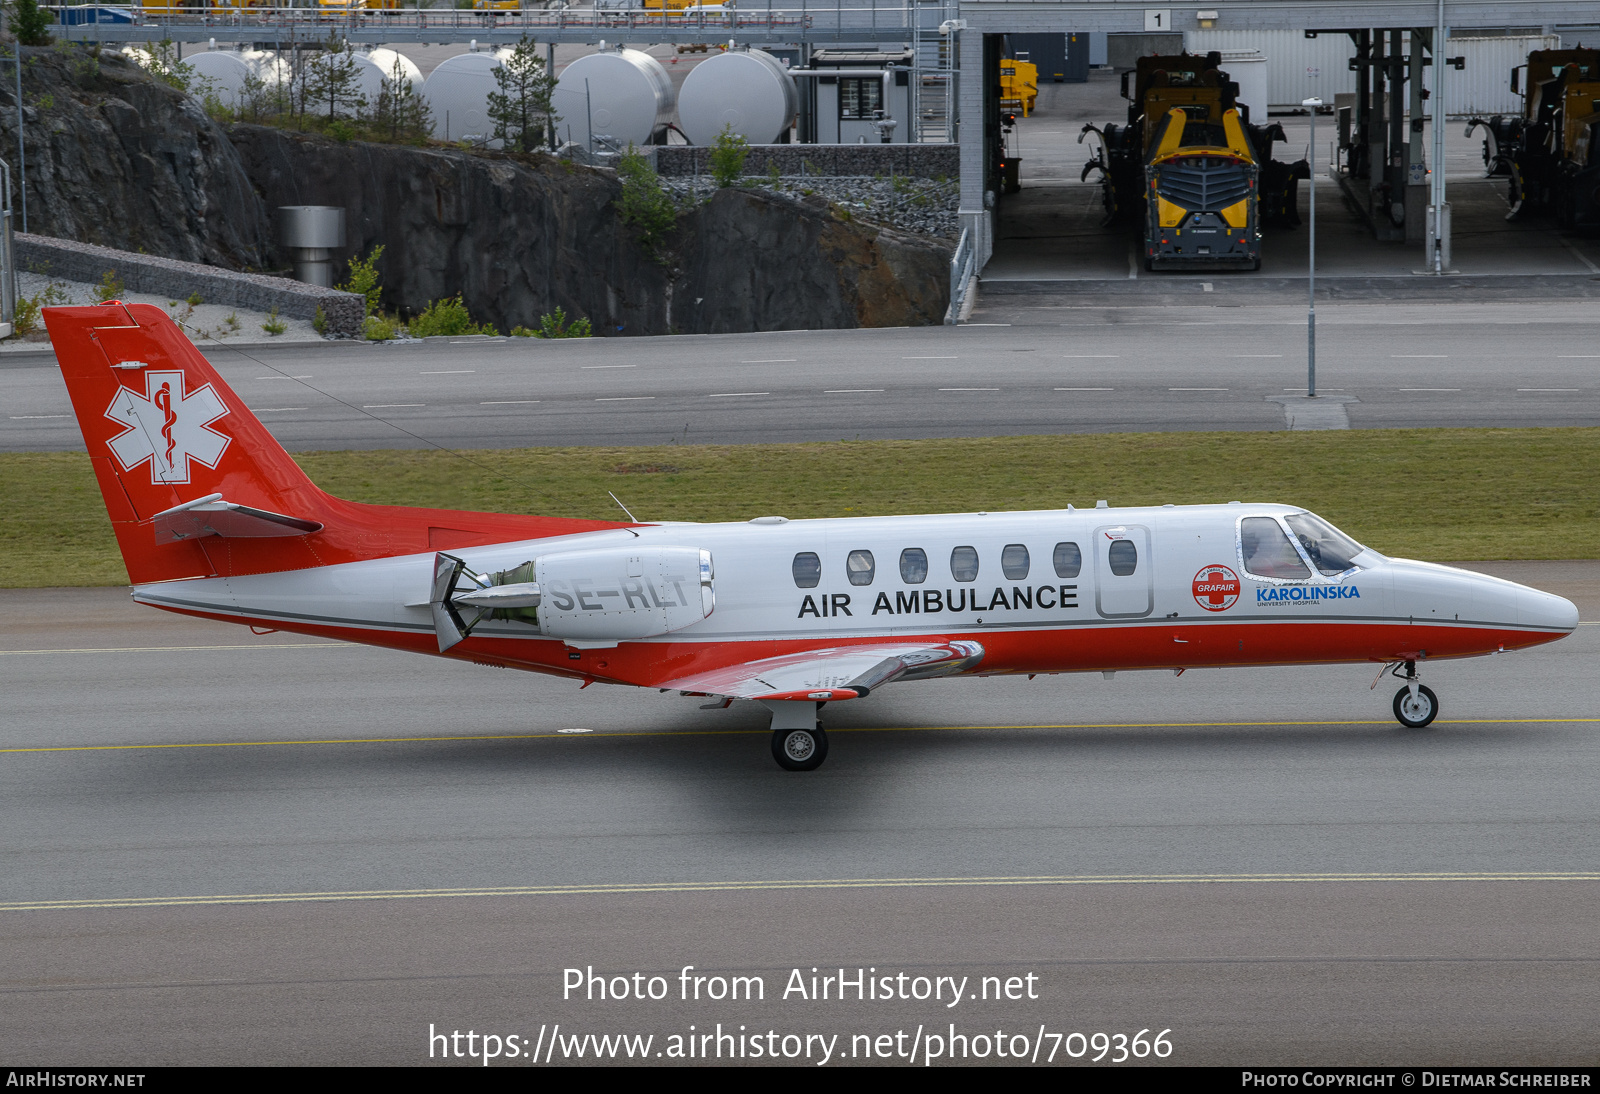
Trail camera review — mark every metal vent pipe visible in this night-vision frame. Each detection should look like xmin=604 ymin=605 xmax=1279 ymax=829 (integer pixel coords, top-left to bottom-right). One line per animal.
xmin=279 ymin=206 xmax=346 ymax=287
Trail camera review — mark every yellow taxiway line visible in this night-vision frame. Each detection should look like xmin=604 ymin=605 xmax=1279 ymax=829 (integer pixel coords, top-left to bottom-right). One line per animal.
xmin=3 ymin=718 xmax=1599 ymax=755
xmin=6 ymin=871 xmax=1600 ymax=913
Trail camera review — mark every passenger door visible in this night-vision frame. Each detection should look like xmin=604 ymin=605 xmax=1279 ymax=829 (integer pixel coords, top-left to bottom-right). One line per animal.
xmin=1094 ymin=524 xmax=1153 ymax=618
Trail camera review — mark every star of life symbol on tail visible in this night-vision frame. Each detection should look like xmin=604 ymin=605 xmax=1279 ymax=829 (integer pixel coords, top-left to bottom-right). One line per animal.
xmin=104 ymin=370 xmax=231 ymax=485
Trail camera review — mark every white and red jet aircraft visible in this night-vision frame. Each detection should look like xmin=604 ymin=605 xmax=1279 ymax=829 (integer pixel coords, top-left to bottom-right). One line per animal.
xmin=47 ymin=304 xmax=1579 ymax=769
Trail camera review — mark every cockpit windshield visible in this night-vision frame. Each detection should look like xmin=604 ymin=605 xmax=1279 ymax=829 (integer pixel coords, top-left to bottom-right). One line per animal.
xmin=1285 ymin=512 xmax=1366 ymax=576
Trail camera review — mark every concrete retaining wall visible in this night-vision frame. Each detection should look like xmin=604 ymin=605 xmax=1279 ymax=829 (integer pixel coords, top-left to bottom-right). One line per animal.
xmin=652 ymin=143 xmax=959 ymax=180
xmin=15 ymin=234 xmax=365 ymax=338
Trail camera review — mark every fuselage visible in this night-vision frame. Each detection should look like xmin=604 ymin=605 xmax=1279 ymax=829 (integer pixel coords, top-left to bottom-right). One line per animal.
xmin=133 ymin=502 xmax=1579 ymax=691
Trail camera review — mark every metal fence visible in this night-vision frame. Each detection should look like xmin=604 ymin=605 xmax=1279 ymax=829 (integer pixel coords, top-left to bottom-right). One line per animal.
xmin=943 ymin=224 xmax=972 ymax=325
xmin=50 ymin=1 xmax=931 ymax=43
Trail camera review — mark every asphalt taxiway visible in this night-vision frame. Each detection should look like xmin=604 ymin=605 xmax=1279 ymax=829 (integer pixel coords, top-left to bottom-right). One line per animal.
xmin=1 ymin=563 xmax=1596 ymax=1064
xmin=5 ymin=301 xmax=1600 ymax=451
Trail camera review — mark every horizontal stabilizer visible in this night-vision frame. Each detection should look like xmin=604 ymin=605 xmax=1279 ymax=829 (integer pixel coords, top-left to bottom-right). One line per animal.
xmin=152 ymin=493 xmax=324 ymax=544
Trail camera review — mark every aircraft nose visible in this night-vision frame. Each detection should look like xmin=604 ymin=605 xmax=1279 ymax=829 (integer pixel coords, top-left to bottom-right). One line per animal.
xmin=1519 ymin=587 xmax=1580 ymax=633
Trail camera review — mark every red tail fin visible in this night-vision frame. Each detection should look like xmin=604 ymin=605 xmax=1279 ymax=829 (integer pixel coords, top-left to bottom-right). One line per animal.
xmin=46 ymin=303 xmax=626 ymax=585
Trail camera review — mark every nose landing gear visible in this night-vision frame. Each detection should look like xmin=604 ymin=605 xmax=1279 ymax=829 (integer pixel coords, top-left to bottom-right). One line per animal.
xmin=1379 ymin=660 xmax=1439 ymax=728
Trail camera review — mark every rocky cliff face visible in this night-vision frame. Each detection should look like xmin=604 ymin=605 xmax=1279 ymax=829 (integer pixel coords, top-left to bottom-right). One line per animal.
xmin=0 ymin=47 xmax=271 ymax=270
xmin=0 ymin=49 xmax=950 ymax=333
xmin=229 ymin=126 xmax=952 ymax=334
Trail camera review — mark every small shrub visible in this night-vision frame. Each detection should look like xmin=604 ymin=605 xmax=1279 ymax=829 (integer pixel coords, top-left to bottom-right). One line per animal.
xmin=408 ymin=294 xmax=495 ymax=338
xmin=223 ymin=312 xmax=241 ymax=333
xmin=95 ymin=270 xmax=124 ymax=302
xmin=535 ymin=306 xmax=592 ymax=339
xmin=261 ymin=308 xmax=287 ymax=336
xmin=336 ymin=245 xmax=385 ymax=317
xmin=312 ymin=306 xmax=328 ymax=336
xmin=34 ymin=93 xmax=53 ymax=111
xmin=364 ymin=314 xmax=400 ymax=341
xmin=186 ymin=291 xmax=203 ymax=306
xmin=11 ymin=282 xmax=67 ymax=337
xmin=510 ymin=325 xmax=536 ymax=337
xmin=709 ymin=125 xmax=749 ymax=188
xmin=328 ymin=119 xmax=357 ymax=143
xmin=834 ymin=204 xmax=852 ymax=223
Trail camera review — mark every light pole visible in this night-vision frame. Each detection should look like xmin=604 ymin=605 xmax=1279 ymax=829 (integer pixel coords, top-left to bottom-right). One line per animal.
xmin=1303 ymin=96 xmax=1322 ymax=398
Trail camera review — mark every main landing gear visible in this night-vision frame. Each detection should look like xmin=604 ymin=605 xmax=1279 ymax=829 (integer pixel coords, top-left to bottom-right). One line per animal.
xmin=766 ymin=700 xmax=828 ymax=771
xmin=1383 ymin=660 xmax=1439 ymax=729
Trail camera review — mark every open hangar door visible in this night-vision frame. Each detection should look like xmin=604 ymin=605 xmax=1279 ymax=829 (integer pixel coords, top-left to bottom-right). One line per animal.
xmin=976 ymin=22 xmax=1600 ymax=284
xmin=982 ymin=35 xmax=1312 ymax=280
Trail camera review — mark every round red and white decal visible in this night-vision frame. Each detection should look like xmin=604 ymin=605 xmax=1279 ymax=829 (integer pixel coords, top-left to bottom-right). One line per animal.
xmin=1193 ymin=564 xmax=1241 ymax=611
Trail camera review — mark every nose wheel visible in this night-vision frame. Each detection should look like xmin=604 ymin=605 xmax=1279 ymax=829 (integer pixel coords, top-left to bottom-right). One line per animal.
xmin=1381 ymin=660 xmax=1438 ymax=728
xmin=1393 ymin=683 xmax=1439 ymax=728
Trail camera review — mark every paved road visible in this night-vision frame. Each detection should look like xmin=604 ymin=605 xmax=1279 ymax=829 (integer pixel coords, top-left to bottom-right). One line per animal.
xmin=4 ymin=301 xmax=1600 ymax=451
xmin=2 ymin=564 xmax=1597 ymax=1064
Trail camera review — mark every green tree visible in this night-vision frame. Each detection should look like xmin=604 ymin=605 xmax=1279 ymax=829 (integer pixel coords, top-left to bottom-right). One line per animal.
xmin=9 ymin=0 xmax=54 ymax=48
xmin=708 ymin=125 xmax=749 ymax=188
xmin=486 ymin=37 xmax=557 ymax=154
xmin=301 ymin=35 xmax=365 ymax=123
xmin=616 ymin=146 xmax=678 ymax=258
xmin=366 ymin=56 xmax=432 ymax=144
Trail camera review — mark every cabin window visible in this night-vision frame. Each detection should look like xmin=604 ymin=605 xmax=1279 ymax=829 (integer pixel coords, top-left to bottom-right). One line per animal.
xmin=1107 ymin=539 xmax=1138 ymax=577
xmin=1001 ymin=543 xmax=1030 ymax=580
xmin=899 ymin=547 xmax=928 ymax=584
xmin=1053 ymin=541 xmax=1082 ymax=578
xmin=846 ymin=549 xmax=876 ymax=586
xmin=792 ymin=552 xmax=821 ymax=588
xmin=950 ymin=546 xmax=979 ymax=582
xmin=1285 ymin=512 xmax=1364 ymax=576
xmin=1241 ymin=516 xmax=1310 ymax=580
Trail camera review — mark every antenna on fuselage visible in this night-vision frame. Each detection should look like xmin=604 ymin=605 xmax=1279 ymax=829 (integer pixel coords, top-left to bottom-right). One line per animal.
xmin=608 ymin=491 xmax=640 ymax=523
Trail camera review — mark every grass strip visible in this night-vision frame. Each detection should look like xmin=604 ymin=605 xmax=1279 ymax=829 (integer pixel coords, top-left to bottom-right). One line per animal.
xmin=2 ymin=428 xmax=1595 ymax=587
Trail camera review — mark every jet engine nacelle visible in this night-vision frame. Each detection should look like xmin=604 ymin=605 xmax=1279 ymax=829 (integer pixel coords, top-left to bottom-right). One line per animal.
xmin=536 ymin=546 xmax=714 ymax=641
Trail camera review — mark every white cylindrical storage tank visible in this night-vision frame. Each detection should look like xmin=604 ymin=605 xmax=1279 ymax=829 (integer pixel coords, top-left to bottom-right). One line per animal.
xmin=552 ymin=48 xmax=675 ymax=150
xmin=244 ymin=49 xmax=291 ymax=92
xmin=677 ymin=48 xmax=797 ymax=145
xmin=421 ymin=49 xmax=513 ymax=144
xmin=188 ymin=50 xmax=255 ymax=110
xmin=1219 ymin=50 xmax=1268 ymax=125
xmin=354 ymin=47 xmax=423 ymax=108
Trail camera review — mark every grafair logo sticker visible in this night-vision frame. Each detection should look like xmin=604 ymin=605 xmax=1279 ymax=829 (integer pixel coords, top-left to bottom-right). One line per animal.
xmin=104 ymin=370 xmax=231 ymax=485
xmin=1193 ymin=564 xmax=1240 ymax=612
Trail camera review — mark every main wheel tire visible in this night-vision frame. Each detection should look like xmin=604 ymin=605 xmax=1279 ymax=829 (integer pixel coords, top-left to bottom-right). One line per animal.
xmin=772 ymin=726 xmax=828 ymax=771
xmin=1393 ymin=684 xmax=1439 ymax=729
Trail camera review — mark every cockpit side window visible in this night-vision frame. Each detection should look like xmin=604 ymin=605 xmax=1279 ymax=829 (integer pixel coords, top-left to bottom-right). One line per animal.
xmin=1285 ymin=512 xmax=1365 ymax=576
xmin=1240 ymin=516 xmax=1310 ymax=580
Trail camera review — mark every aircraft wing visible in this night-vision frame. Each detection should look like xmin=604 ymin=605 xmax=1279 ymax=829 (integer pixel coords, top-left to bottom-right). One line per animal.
xmin=659 ymin=640 xmax=984 ymax=702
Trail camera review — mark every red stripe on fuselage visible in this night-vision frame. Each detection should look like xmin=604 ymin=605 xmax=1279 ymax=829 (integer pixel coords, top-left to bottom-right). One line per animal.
xmin=140 ymin=599 xmax=1563 ymax=689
